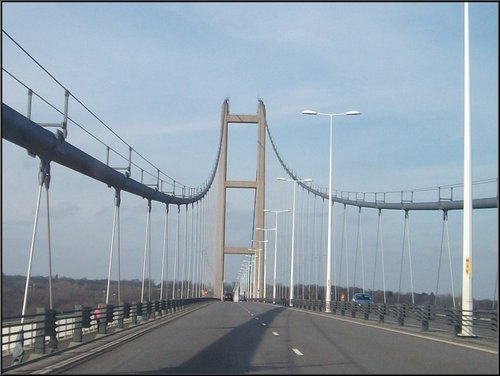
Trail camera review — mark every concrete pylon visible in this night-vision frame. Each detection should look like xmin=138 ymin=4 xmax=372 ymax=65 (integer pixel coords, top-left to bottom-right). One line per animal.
xmin=215 ymin=99 xmax=266 ymax=300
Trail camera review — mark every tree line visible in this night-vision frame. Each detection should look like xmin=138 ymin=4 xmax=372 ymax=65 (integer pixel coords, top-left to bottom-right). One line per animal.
xmin=1 ymin=274 xmax=203 ymax=318
xmin=2 ymin=273 xmax=495 ymax=318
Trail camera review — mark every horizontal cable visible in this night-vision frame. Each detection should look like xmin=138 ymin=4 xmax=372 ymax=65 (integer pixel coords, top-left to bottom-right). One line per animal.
xmin=3 ymin=30 xmax=213 ymax=196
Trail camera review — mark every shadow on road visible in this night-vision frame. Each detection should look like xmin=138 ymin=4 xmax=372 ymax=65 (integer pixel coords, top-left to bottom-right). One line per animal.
xmin=149 ymin=304 xmax=285 ymax=374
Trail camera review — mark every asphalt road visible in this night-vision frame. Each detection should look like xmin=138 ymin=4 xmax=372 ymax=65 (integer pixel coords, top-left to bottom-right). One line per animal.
xmin=59 ymin=301 xmax=498 ymax=374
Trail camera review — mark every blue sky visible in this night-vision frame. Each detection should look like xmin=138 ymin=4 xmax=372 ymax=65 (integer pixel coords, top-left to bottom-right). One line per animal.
xmin=2 ymin=2 xmax=498 ymax=300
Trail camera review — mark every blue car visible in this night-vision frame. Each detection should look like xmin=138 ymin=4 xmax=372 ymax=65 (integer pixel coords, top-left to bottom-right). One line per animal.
xmin=352 ymin=293 xmax=373 ymax=305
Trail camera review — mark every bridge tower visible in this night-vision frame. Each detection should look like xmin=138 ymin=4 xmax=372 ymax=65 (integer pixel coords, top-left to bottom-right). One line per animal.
xmin=215 ymin=99 xmax=266 ymax=300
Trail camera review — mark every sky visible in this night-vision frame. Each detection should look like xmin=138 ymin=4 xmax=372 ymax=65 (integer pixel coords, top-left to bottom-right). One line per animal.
xmin=2 ymin=2 xmax=498 ymax=301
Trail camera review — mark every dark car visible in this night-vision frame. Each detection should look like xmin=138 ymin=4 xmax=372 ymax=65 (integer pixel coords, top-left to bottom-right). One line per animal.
xmin=223 ymin=292 xmax=233 ymax=301
xmin=352 ymin=292 xmax=373 ymax=305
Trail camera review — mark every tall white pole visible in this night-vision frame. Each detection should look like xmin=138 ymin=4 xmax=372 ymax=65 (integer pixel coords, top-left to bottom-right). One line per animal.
xmin=325 ymin=114 xmax=333 ymax=312
xmin=273 ymin=212 xmax=279 ymax=304
xmin=303 ymin=109 xmax=360 ymax=309
xmin=263 ymin=242 xmax=267 ymax=299
xmin=460 ymin=1 xmax=474 ymax=337
xmin=290 ymin=181 xmax=297 ymax=306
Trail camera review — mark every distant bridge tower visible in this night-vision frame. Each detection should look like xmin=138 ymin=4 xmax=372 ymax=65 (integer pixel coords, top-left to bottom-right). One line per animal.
xmin=215 ymin=99 xmax=266 ymax=300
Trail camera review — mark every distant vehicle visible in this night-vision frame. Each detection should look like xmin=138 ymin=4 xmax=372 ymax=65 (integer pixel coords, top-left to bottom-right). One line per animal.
xmin=239 ymin=295 xmax=247 ymax=302
xmin=352 ymin=293 xmax=373 ymax=305
xmin=223 ymin=292 xmax=233 ymax=301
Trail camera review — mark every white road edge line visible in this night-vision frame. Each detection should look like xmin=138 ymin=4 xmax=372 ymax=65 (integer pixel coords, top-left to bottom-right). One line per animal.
xmin=291 ymin=308 xmax=497 ymax=355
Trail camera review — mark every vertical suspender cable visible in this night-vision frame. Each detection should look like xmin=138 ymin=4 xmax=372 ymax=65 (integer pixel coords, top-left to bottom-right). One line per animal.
xmin=44 ymin=163 xmax=53 ymax=309
xmin=173 ymin=205 xmax=180 ymax=300
xmin=407 ymin=212 xmax=415 ymax=304
xmin=189 ymin=203 xmax=195 ymax=297
xmin=21 ymin=160 xmax=48 ymax=322
xmin=311 ymin=193 xmax=317 ymax=300
xmin=196 ymin=201 xmax=201 ymax=297
xmin=397 ymin=212 xmax=407 ymax=304
xmin=373 ymin=209 xmax=387 ymax=303
xmin=495 ymin=184 xmax=499 ymax=310
xmin=436 ymin=210 xmax=445 ymax=305
xmin=300 ymin=188 xmax=305 ymax=299
xmin=192 ymin=202 xmax=198 ymax=298
xmin=181 ymin=204 xmax=188 ymax=299
xmin=360 ymin=208 xmax=365 ymax=293
xmin=306 ymin=190 xmax=311 ymax=300
xmin=436 ymin=210 xmax=456 ymax=307
xmin=354 ymin=206 xmax=366 ymax=293
xmin=160 ymin=204 xmax=169 ymax=300
xmin=380 ymin=210 xmax=387 ymax=304
xmin=22 ymin=183 xmax=43 ymax=319
xmin=198 ymin=200 xmax=203 ymax=298
xmin=341 ymin=203 xmax=350 ymax=301
xmin=372 ymin=210 xmax=380 ymax=296
xmin=445 ymin=211 xmax=456 ymax=308
xmin=493 ymin=272 xmax=498 ymax=310
xmin=339 ymin=204 xmax=345 ymax=300
xmin=353 ymin=207 xmax=360 ymax=294
xmin=106 ymin=190 xmax=119 ymax=304
xmin=201 ymin=195 xmax=207 ymax=296
xmin=117 ymin=193 xmax=121 ymax=303
xmin=148 ymin=202 xmax=152 ymax=302
xmin=332 ymin=200 xmax=337 ymax=303
xmin=321 ymin=198 xmax=325 ymax=301
xmin=185 ymin=205 xmax=191 ymax=298
xmin=399 ymin=210 xmax=415 ymax=304
xmin=141 ymin=200 xmax=151 ymax=303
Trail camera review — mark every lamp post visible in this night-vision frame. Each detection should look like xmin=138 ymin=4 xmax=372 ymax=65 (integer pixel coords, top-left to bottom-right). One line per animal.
xmin=255 ymin=231 xmax=272 ymax=299
xmin=460 ymin=3 xmax=474 ymax=337
xmin=277 ymin=177 xmax=313 ymax=306
xmin=264 ymin=209 xmax=290 ymax=304
xmin=244 ymin=255 xmax=253 ymax=298
xmin=248 ymin=247 xmax=262 ymax=298
xmin=303 ymin=109 xmax=360 ymax=312
xmin=238 ymin=260 xmax=249 ymax=300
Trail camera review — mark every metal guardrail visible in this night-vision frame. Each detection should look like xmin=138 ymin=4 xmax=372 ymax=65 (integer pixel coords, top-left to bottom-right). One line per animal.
xmin=1 ymin=297 xmax=216 ymax=367
xmin=248 ymin=298 xmax=497 ymax=339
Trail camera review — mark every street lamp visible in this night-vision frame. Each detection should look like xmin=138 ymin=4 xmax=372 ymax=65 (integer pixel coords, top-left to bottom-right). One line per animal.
xmin=277 ymin=177 xmax=313 ymax=306
xmin=248 ymin=247 xmax=262 ymax=298
xmin=303 ymin=108 xmax=360 ymax=312
xmin=264 ymin=209 xmax=290 ymax=304
xmin=240 ymin=259 xmax=251 ymax=300
xmin=255 ymin=231 xmax=272 ymax=299
xmin=243 ymin=255 xmax=253 ymax=298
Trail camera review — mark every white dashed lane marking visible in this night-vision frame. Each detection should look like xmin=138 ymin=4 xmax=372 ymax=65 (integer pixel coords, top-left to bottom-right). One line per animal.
xmin=292 ymin=348 xmax=303 ymax=356
xmin=272 ymin=331 xmax=279 ymax=336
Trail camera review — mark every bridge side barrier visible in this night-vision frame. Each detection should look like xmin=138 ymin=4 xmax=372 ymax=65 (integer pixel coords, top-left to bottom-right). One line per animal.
xmin=471 ymin=309 xmax=497 ymax=333
xmin=259 ymin=297 xmax=497 ymax=339
xmin=350 ymin=302 xmax=357 ymax=318
xmin=445 ymin=307 xmax=462 ymax=335
xmin=361 ymin=303 xmax=372 ymax=320
xmin=2 ymin=297 xmax=216 ymax=365
xmin=415 ymin=305 xmax=433 ymax=331
xmin=391 ymin=304 xmax=408 ymax=326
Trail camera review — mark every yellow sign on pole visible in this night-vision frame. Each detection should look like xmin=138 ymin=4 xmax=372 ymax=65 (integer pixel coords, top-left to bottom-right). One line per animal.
xmin=465 ymin=257 xmax=471 ymax=276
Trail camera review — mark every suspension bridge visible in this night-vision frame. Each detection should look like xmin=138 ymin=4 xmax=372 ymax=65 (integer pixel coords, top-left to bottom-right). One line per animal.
xmin=1 ymin=6 xmax=498 ymax=373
